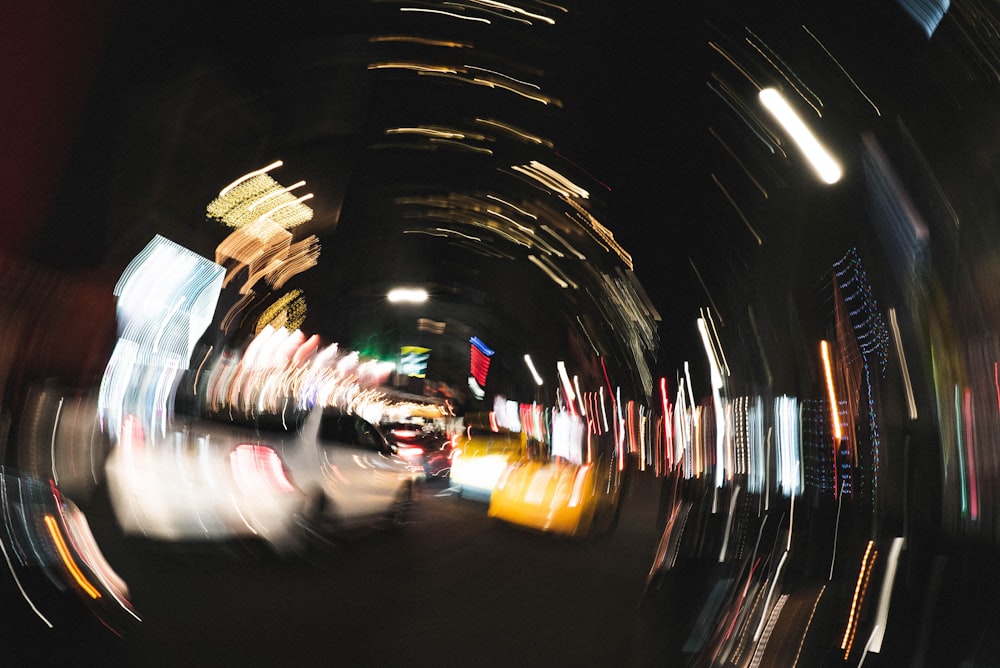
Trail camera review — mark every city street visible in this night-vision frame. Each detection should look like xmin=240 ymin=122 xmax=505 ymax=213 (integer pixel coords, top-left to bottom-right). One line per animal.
xmin=7 ymin=471 xmax=668 ymax=667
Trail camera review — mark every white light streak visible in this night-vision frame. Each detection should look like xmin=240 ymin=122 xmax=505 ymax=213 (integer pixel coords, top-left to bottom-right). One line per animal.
xmin=219 ymin=160 xmax=283 ymax=197
xmin=759 ymin=87 xmax=842 ymax=184
xmin=524 ymin=354 xmax=544 ymax=386
xmin=400 ymin=7 xmax=491 ymax=23
xmin=387 ymin=287 xmax=429 ymax=304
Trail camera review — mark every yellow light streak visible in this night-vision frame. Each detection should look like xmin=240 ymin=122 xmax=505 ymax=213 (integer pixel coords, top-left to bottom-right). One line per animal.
xmin=44 ymin=515 xmax=101 ymax=600
xmin=399 ymin=7 xmax=491 ymax=23
xmin=820 ymin=340 xmax=842 ymax=440
xmin=842 ymin=542 xmax=878 ymax=659
xmin=218 ymin=160 xmax=283 ymax=198
xmin=368 ymin=35 xmax=472 ymax=49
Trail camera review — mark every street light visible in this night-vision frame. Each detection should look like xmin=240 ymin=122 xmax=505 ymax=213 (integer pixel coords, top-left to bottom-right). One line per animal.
xmin=759 ymin=87 xmax=842 ymax=185
xmin=387 ymin=287 xmax=429 ymax=304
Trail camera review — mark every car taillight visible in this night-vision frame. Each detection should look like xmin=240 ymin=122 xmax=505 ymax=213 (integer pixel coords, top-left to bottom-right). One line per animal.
xmin=230 ymin=444 xmax=296 ymax=495
xmin=396 ymin=445 xmax=424 ymax=459
xmin=391 ymin=428 xmax=421 ymax=443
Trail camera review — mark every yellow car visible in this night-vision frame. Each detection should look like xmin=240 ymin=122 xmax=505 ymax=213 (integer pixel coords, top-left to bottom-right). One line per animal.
xmin=449 ymin=421 xmax=525 ymax=501
xmin=488 ymin=456 xmax=619 ymax=539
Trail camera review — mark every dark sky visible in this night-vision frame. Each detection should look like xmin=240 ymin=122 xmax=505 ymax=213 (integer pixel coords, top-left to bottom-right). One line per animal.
xmin=4 ymin=0 xmax=951 ymax=392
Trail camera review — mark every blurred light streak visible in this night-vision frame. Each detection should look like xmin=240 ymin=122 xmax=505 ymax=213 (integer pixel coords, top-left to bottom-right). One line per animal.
xmin=888 ymin=308 xmax=918 ymax=420
xmin=399 ymin=6 xmax=491 ymax=23
xmin=860 ymin=135 xmax=930 ymax=290
xmin=248 ymin=179 xmax=306 ymax=211
xmin=863 ymin=537 xmax=906 ymax=656
xmin=745 ymin=30 xmax=823 ymax=117
xmin=749 ymin=594 xmax=788 ymax=667
xmin=718 ymin=485 xmax=740 ymax=562
xmin=802 ymin=25 xmax=881 ymax=116
xmin=707 ymin=78 xmax=786 ymax=157
xmin=954 ymin=385 xmax=969 ymax=516
xmin=759 ymin=87 xmax=842 ymax=184
xmin=708 ymin=41 xmax=762 ymax=88
xmin=387 ymin=287 xmax=429 ymax=303
xmin=894 ymin=0 xmax=950 ymax=37
xmin=49 ymin=396 xmax=63 ymax=485
xmin=368 ymin=62 xmax=461 ymax=74
xmin=565 ymin=198 xmax=633 ymax=269
xmin=218 ymin=160 xmax=283 ymax=198
xmin=43 ymin=515 xmax=100 ymax=599
xmin=709 ymin=127 xmax=769 ymax=199
xmin=897 ymin=118 xmax=959 ymax=228
xmin=468 ymin=76 xmax=560 ymax=105
xmin=0 ymin=477 xmax=54 ymax=627
xmin=753 ymin=549 xmax=789 ymax=641
xmin=775 ymin=396 xmax=801 ymax=497
xmin=660 ymin=378 xmax=673 ymax=469
xmin=476 ymin=118 xmax=554 ymax=147
xmin=842 ymin=541 xmax=878 ymax=658
xmin=820 ymin=340 xmax=843 ymax=440
xmin=524 ymin=354 xmax=544 ymax=386
xmin=792 ymin=585 xmax=827 ymax=668
xmin=698 ymin=317 xmax=727 ymax=488
xmin=962 ymin=387 xmax=978 ymax=520
xmin=468 ymin=0 xmax=555 ymax=24
xmin=527 ymin=254 xmax=569 ymax=288
xmin=511 ymin=161 xmax=589 ymax=199
xmin=711 ymin=173 xmax=764 ymax=245
xmin=689 ymin=258 xmax=725 ymax=326
xmin=368 ymin=35 xmax=472 ymax=48
xmin=466 ymin=64 xmax=540 ymax=90
xmin=540 ymin=224 xmax=586 ymax=260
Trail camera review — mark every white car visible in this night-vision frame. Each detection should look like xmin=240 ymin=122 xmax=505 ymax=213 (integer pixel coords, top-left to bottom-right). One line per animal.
xmin=104 ymin=407 xmax=418 ymax=554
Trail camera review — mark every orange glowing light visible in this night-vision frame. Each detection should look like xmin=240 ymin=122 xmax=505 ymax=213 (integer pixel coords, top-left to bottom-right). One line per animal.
xmin=820 ymin=340 xmax=842 ymax=441
xmin=44 ymin=515 xmax=101 ymax=600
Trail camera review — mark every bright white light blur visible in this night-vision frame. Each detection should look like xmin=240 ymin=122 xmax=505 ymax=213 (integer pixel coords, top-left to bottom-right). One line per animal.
xmin=759 ymin=87 xmax=843 ymax=184
xmin=774 ymin=395 xmax=802 ymax=497
xmin=524 ymin=354 xmax=544 ymax=386
xmin=387 ymin=287 xmax=429 ymax=303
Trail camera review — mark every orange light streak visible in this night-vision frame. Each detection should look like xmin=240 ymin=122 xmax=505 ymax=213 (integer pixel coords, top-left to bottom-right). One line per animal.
xmin=841 ymin=541 xmax=877 ymax=658
xmin=820 ymin=340 xmax=842 ymax=440
xmin=44 ymin=515 xmax=101 ymax=600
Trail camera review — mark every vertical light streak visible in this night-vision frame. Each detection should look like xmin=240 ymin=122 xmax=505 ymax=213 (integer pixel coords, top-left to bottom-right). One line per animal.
xmin=750 ymin=594 xmax=789 ymax=668
xmin=753 ymin=549 xmax=790 ymax=641
xmin=573 ymin=376 xmax=586 ymax=416
xmin=954 ymin=385 xmax=968 ymax=516
xmin=759 ymin=87 xmax=843 ymax=184
xmin=792 ymin=585 xmax=827 ymax=668
xmin=660 ymin=377 xmax=673 ymax=470
xmin=995 ymin=362 xmax=1000 ymax=417
xmin=50 ymin=397 xmax=64 ymax=485
xmin=862 ymin=537 xmax=905 ymax=655
xmin=698 ymin=318 xmax=726 ymax=489
xmin=616 ymin=387 xmax=625 ymax=471
xmin=719 ymin=485 xmax=741 ymax=562
xmin=830 ymin=479 xmax=846 ymax=580
xmin=599 ymin=386 xmax=609 ymax=434
xmin=841 ymin=541 xmax=877 ymax=658
xmin=775 ymin=396 xmax=801 ymax=497
xmin=820 ymin=341 xmax=842 ymax=440
xmin=888 ymin=308 xmax=918 ymax=419
xmin=963 ymin=387 xmax=978 ymax=521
